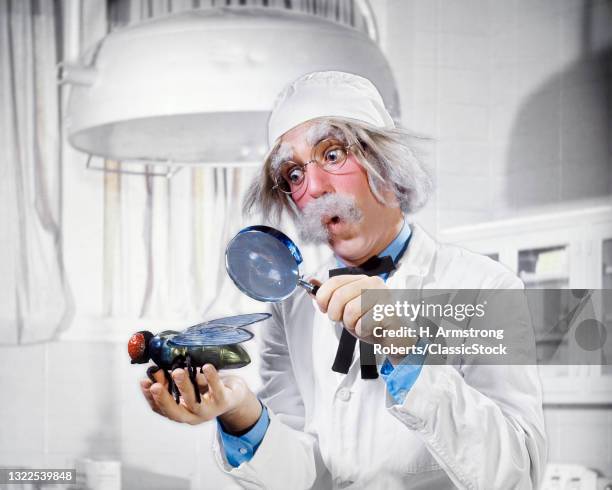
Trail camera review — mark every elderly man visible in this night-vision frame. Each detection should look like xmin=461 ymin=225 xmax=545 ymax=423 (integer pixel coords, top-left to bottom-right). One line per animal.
xmin=140 ymin=71 xmax=546 ymax=489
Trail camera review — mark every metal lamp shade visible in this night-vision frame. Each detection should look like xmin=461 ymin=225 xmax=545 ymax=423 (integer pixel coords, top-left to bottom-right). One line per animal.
xmin=61 ymin=7 xmax=399 ymax=165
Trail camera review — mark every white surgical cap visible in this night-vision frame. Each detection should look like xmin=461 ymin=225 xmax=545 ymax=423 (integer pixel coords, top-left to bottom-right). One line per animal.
xmin=267 ymin=71 xmax=395 ymax=148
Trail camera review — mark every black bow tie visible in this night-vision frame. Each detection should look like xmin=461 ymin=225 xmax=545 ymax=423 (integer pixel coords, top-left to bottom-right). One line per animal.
xmin=330 ymin=255 xmax=396 ymax=278
xmin=329 ymin=255 xmax=396 ymax=379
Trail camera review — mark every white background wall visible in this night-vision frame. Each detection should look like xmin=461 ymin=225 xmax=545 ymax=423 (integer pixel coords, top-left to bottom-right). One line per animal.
xmin=1 ymin=1 xmax=611 ymax=488
xmin=378 ymin=0 xmax=612 ymax=232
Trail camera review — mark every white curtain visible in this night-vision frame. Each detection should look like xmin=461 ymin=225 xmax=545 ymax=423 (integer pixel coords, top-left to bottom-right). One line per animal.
xmin=102 ymin=161 xmax=267 ymax=323
xmin=0 ymin=0 xmax=74 ymax=344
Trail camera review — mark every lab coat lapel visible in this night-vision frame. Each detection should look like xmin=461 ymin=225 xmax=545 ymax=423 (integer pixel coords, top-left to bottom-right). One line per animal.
xmin=389 ymin=223 xmax=438 ymax=287
xmin=340 ymin=223 xmax=440 ymax=382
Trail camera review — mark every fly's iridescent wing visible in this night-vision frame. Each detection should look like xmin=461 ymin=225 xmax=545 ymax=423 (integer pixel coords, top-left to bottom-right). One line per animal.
xmin=194 ymin=312 xmax=271 ymax=330
xmin=168 ymin=325 xmax=253 ymax=347
xmin=167 ymin=313 xmax=271 ymax=347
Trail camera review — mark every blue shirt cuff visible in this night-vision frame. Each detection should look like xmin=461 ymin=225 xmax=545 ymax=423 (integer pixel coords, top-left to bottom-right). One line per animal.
xmin=218 ymin=403 xmax=270 ymax=468
xmin=380 ymin=338 xmax=428 ymax=404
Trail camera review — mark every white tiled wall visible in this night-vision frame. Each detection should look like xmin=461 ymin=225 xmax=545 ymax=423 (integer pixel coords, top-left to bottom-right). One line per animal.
xmin=543 ymin=406 xmax=612 ymax=474
xmin=0 ymin=344 xmax=46 ymax=467
xmin=381 ymin=0 xmax=612 ymax=231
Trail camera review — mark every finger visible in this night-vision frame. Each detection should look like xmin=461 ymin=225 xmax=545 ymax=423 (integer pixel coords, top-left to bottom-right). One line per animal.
xmin=355 ymin=318 xmax=364 ymax=337
xmin=150 ymin=382 xmax=201 ymax=425
xmin=149 ymin=382 xmax=171 ymax=416
xmin=360 ymin=278 xmax=389 ymax=312
xmin=355 ymin=315 xmax=376 ymax=338
xmin=140 ymin=379 xmax=162 ymax=414
xmin=316 ymin=274 xmax=366 ymax=314
xmin=354 ymin=317 xmax=376 ymax=339
xmin=327 ymin=277 xmax=371 ymax=323
xmin=195 ymin=370 xmax=210 ymax=393
xmin=342 ymin=296 xmax=363 ymax=332
xmin=150 ymin=367 xmax=169 ymax=388
xmin=172 ymin=368 xmax=199 ymax=410
xmin=203 ymin=364 xmax=226 ymax=403
xmin=357 ymin=277 xmax=390 ymax=337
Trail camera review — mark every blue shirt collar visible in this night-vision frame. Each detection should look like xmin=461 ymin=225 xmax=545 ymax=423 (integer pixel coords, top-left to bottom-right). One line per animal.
xmin=335 ymin=219 xmax=412 ymax=270
xmin=378 ymin=219 xmax=412 ymax=265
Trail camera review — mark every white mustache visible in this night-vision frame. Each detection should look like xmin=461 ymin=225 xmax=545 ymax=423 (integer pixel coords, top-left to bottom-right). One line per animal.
xmin=295 ymin=194 xmax=363 ymax=244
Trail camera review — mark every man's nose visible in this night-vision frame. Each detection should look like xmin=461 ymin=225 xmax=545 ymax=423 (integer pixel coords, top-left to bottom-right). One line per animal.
xmin=303 ymin=162 xmax=334 ymax=199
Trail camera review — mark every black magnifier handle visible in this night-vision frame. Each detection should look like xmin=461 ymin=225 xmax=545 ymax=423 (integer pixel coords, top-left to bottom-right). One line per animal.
xmin=298 ymin=278 xmax=320 ymax=296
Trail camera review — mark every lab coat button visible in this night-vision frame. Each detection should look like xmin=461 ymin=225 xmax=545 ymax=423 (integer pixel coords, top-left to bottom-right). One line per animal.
xmin=336 ymin=388 xmax=351 ymax=402
xmin=239 ymin=447 xmax=248 ymax=455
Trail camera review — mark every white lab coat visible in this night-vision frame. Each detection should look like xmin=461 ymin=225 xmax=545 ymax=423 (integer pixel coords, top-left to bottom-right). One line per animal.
xmin=213 ymin=224 xmax=547 ymax=490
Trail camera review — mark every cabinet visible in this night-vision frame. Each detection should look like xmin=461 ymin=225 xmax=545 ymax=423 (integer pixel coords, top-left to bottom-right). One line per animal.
xmin=438 ymin=200 xmax=612 ymax=404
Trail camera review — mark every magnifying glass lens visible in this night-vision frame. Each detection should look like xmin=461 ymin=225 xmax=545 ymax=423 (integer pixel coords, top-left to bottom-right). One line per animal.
xmin=226 ymin=231 xmax=300 ymax=302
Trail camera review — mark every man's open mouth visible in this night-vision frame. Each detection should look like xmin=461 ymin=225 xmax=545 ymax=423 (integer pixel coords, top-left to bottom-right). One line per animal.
xmin=324 ymin=215 xmax=341 ymax=226
xmin=295 ymin=194 xmax=362 ymax=244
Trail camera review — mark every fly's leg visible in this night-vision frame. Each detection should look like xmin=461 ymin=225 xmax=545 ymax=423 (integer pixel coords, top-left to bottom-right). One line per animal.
xmin=146 ymin=365 xmax=160 ymax=384
xmin=170 ymin=360 xmax=183 ymax=404
xmin=162 ymin=368 xmax=174 ymax=398
xmin=186 ymin=355 xmax=201 ymax=404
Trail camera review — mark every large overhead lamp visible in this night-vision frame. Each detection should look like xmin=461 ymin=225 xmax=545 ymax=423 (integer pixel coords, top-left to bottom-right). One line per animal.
xmin=60 ymin=6 xmax=399 ymax=168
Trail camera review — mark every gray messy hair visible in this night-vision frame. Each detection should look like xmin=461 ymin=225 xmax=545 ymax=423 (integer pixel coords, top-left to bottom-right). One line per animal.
xmin=243 ymin=117 xmax=434 ymax=222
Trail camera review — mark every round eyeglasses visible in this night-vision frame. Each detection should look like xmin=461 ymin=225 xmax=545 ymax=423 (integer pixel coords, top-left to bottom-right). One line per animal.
xmin=272 ymin=138 xmax=355 ymax=195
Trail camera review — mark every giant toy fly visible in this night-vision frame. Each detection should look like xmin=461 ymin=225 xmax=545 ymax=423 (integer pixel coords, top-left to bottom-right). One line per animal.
xmin=129 ymin=225 xmax=314 ymax=405
xmin=128 ymin=313 xmax=270 ymax=404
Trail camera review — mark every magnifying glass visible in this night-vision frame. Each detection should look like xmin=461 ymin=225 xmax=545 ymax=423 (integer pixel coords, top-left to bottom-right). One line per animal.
xmin=225 ymin=225 xmax=319 ymax=302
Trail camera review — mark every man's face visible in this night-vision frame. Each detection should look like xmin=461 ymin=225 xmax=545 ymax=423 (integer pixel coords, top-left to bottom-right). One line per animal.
xmin=276 ymin=121 xmax=402 ymax=265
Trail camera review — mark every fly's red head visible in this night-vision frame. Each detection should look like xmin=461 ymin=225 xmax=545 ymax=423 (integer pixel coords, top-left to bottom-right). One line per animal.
xmin=128 ymin=331 xmax=153 ymax=364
